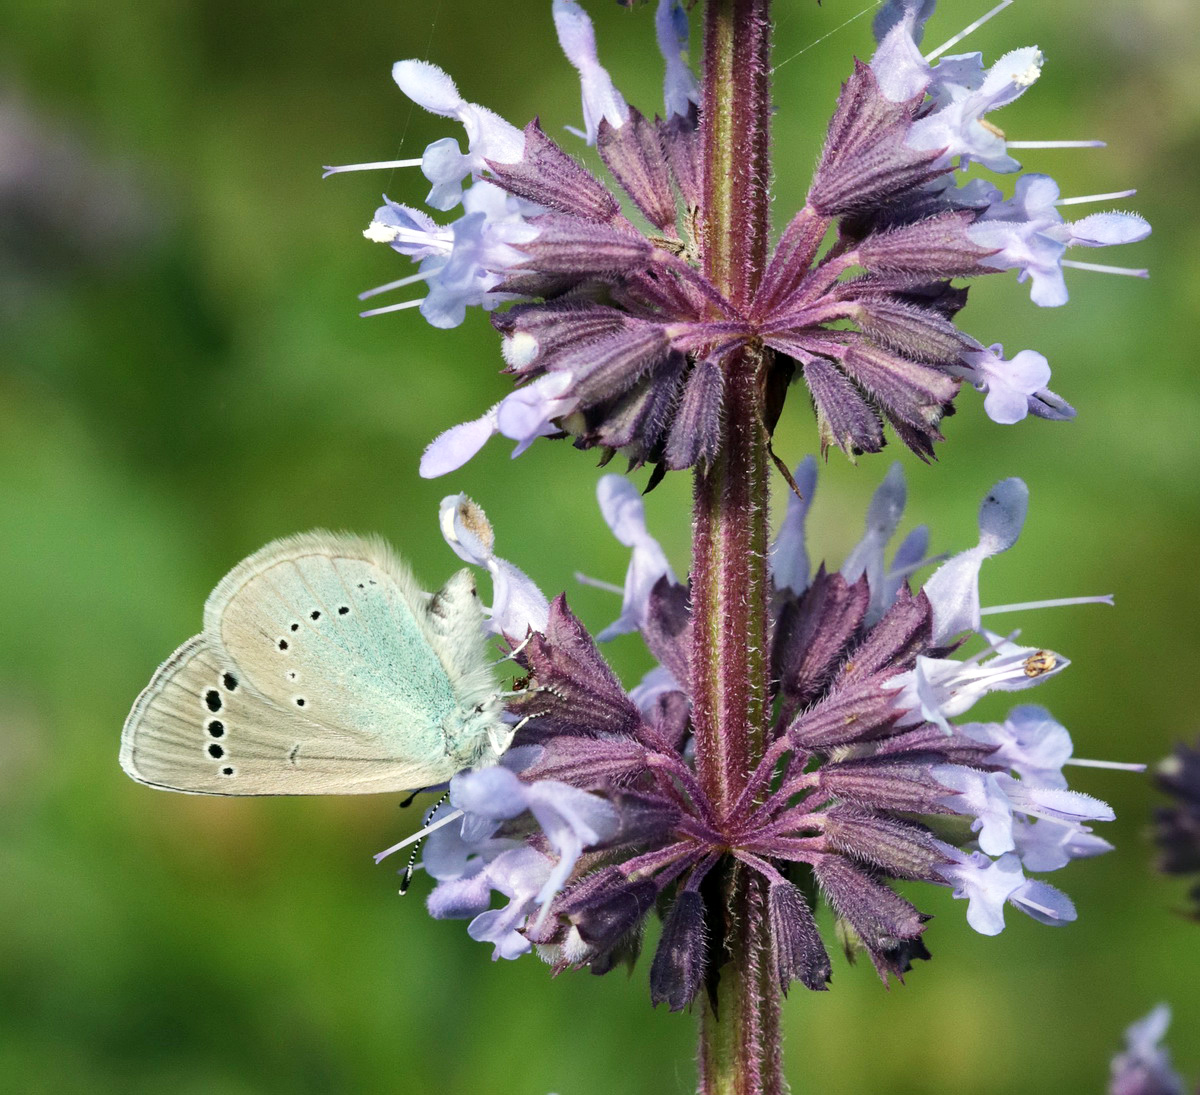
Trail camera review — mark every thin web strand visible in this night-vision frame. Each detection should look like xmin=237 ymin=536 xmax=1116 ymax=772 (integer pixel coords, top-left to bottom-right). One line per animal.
xmin=773 ymin=2 xmax=882 ymax=72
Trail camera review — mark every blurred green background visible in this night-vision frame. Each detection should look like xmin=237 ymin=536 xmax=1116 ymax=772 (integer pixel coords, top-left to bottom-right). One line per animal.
xmin=2 ymin=0 xmax=1196 ymax=1091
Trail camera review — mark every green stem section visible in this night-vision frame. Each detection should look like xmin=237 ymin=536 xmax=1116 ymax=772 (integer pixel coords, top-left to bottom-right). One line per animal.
xmin=692 ymin=2 xmax=781 ymax=1093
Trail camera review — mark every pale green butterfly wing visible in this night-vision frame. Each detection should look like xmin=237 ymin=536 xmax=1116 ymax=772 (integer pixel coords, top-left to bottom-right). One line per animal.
xmin=120 ymin=531 xmax=504 ymax=795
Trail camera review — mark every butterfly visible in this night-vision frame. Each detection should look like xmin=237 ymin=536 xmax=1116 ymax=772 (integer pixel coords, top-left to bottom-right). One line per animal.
xmin=120 ymin=531 xmax=513 ymax=795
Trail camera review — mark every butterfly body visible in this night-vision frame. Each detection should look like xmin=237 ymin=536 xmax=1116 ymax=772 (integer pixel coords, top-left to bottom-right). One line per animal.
xmin=120 ymin=531 xmax=512 ymax=795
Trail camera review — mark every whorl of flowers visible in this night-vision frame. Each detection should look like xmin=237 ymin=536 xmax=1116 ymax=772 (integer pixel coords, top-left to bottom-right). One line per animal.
xmin=387 ymin=464 xmax=1137 ymax=1004
xmin=326 ymin=0 xmax=1149 ymax=480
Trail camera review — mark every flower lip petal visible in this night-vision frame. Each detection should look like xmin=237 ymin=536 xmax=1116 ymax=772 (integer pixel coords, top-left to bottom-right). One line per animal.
xmin=1067 ymin=211 xmax=1152 ymax=247
xmin=420 ymin=408 xmax=500 ymax=478
xmin=392 ymin=59 xmax=465 ymax=115
xmin=450 ymin=765 xmax=529 ymax=820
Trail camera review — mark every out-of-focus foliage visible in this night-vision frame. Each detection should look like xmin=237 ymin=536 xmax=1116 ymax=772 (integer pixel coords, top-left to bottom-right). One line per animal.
xmin=1 ymin=1 xmax=1196 ymax=1091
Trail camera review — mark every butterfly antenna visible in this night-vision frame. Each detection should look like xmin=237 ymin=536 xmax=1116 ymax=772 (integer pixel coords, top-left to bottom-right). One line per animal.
xmin=397 ymin=789 xmax=421 ymax=809
xmin=398 ymin=791 xmax=451 ymax=896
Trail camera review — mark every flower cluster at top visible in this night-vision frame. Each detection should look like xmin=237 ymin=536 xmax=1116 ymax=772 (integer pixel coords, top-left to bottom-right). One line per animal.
xmin=1153 ymin=738 xmax=1200 ymax=916
xmin=382 ymin=463 xmax=1141 ymax=1003
xmin=326 ymin=0 xmax=1149 ymax=480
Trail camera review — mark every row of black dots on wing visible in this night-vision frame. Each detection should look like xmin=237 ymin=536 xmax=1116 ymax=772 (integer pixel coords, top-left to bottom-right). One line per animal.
xmin=202 ymin=669 xmax=239 ymax=776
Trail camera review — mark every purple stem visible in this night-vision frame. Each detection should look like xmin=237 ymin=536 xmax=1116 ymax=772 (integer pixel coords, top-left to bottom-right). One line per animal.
xmin=691 ymin=2 xmax=782 ymax=1094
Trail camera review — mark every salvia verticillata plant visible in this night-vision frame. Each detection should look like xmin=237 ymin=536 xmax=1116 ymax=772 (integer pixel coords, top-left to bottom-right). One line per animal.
xmin=318 ymin=1 xmax=1153 ymax=1091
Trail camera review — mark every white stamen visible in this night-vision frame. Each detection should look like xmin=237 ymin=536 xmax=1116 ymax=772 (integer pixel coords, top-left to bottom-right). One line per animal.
xmin=358 ymin=272 xmax=431 ymax=301
xmin=574 ymin=571 xmax=625 ymax=596
xmin=1066 ymin=757 xmax=1147 ymax=773
xmin=981 ymin=594 xmax=1114 ymax=616
xmin=1061 ymin=260 xmax=1150 ymax=278
xmin=1014 ymin=802 xmax=1088 ymax=824
xmin=957 ymin=628 xmax=1022 ymax=671
xmin=1006 ymin=140 xmax=1106 ymax=149
xmin=887 ymin=552 xmax=949 ymax=582
xmin=1055 ymin=189 xmax=1137 ymax=206
xmin=373 ymin=808 xmax=464 ymax=863
xmin=925 ymin=1 xmax=1013 ymax=62
xmin=360 ymin=298 xmax=426 ymax=318
xmin=322 ymin=158 xmax=424 ymax=178
xmin=1017 ymin=895 xmax=1057 ymax=918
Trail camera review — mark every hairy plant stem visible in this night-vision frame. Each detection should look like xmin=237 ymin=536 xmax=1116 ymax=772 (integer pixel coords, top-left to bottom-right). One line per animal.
xmin=692 ymin=2 xmax=782 ymax=1094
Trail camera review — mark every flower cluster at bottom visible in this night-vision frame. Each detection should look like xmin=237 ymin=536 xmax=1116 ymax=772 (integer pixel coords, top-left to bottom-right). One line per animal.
xmin=406 ymin=463 xmax=1134 ymax=1007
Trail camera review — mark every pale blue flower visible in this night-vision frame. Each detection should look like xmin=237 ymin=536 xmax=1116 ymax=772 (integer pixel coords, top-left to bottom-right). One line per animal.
xmin=425 ymin=762 xmax=621 ymax=957
xmin=594 ymin=475 xmax=676 ymax=641
xmin=438 ymin=493 xmax=550 ymax=637
xmin=934 ymin=763 xmax=1113 ymax=857
xmin=961 ymin=705 xmax=1073 ymax=787
xmin=936 ymin=846 xmax=1076 ymax=935
xmin=360 ymin=181 xmax=538 ymax=327
xmin=872 ymin=2 xmax=1042 ymax=171
xmin=768 ymin=456 xmax=818 ymax=597
xmin=841 ymin=462 xmax=908 ymax=624
xmin=421 ymin=372 xmax=577 ymax=479
xmin=1011 ymin=816 xmax=1113 ymax=873
xmin=891 ymin=632 xmax=1069 ymax=735
xmin=956 ymin=343 xmax=1052 ymax=425
xmin=870 ymin=0 xmax=936 ymax=101
xmin=922 ymin=477 xmax=1027 ymax=644
xmin=912 ymin=47 xmax=1044 ymax=172
xmin=969 ymin=174 xmax=1151 ymax=306
xmin=655 ymin=0 xmax=699 ymax=120
xmin=391 ymin=60 xmax=525 ymax=210
xmin=553 ymin=0 xmax=628 ymax=143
